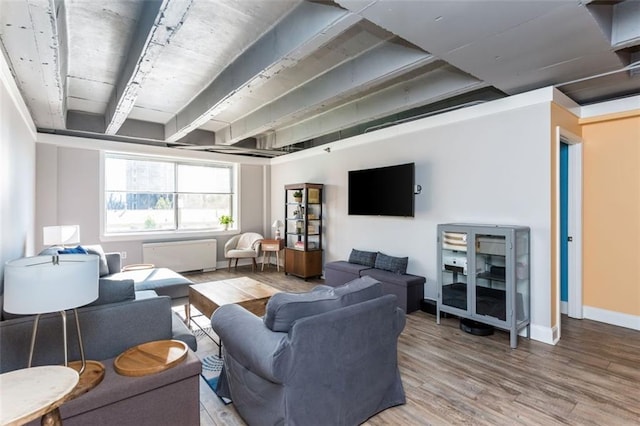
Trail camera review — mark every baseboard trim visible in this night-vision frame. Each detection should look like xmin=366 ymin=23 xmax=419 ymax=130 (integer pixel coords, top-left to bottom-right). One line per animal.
xmin=529 ymin=324 xmax=556 ymax=345
xmin=583 ymin=306 xmax=640 ymax=331
xmin=215 ymin=258 xmax=257 ymax=270
xmin=560 ymin=301 xmax=568 ymax=315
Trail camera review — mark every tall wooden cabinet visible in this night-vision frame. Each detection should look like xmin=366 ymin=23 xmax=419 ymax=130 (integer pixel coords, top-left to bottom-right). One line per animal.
xmin=284 ymin=183 xmax=323 ymax=279
xmin=436 ymin=223 xmax=530 ymax=348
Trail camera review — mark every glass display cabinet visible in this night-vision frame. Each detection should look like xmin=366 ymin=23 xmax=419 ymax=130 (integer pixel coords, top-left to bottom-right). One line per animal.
xmin=437 ymin=223 xmax=530 ymax=348
xmin=284 ymin=183 xmax=323 ymax=279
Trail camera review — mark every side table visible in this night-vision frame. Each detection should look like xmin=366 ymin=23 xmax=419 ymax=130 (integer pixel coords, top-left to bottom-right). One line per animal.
xmin=0 ymin=366 xmax=79 ymax=426
xmin=261 ymin=239 xmax=285 ymax=271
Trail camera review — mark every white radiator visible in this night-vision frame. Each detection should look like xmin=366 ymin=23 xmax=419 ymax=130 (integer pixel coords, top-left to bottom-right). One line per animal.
xmin=142 ymin=239 xmax=217 ymax=272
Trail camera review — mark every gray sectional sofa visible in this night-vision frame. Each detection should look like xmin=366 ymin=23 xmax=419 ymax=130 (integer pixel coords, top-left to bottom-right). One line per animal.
xmin=325 ymin=249 xmax=426 ymax=313
xmin=0 ymin=250 xmax=200 ymax=425
xmin=42 ymin=245 xmax=194 ymax=309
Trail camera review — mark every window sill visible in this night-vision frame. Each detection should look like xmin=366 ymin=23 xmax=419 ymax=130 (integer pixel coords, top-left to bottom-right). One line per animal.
xmin=100 ymin=229 xmax=238 ymax=243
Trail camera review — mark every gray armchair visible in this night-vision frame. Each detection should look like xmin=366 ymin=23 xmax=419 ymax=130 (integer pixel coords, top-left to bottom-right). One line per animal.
xmin=224 ymin=232 xmax=263 ymax=271
xmin=211 ymin=276 xmax=406 ymax=426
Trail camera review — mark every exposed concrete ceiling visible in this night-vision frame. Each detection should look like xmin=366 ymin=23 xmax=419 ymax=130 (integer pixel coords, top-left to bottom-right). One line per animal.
xmin=1 ymin=0 xmax=639 ymax=157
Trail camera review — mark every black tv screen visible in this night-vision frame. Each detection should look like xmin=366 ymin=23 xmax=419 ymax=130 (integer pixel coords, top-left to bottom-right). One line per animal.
xmin=348 ymin=163 xmax=415 ymax=217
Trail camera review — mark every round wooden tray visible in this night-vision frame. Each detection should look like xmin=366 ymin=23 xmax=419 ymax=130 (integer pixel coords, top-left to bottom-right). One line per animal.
xmin=121 ymin=263 xmax=155 ymax=272
xmin=114 ymin=340 xmax=188 ymax=377
xmin=67 ymin=360 xmax=105 ymax=398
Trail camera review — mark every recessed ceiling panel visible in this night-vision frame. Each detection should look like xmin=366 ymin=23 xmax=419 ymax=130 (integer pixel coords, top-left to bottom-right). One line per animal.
xmin=128 ymin=105 xmax=175 ymax=124
xmin=341 ymin=0 xmax=571 ymax=55
xmin=443 ymin=3 xmax=619 ymax=93
xmin=66 ymin=1 xmax=143 ymax=86
xmin=67 ymin=97 xmax=108 ymax=115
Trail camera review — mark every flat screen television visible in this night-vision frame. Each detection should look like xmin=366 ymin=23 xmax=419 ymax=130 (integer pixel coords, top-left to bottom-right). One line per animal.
xmin=348 ymin=163 xmax=415 ymax=217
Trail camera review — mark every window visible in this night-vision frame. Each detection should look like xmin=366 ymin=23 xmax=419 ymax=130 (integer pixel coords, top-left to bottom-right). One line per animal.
xmin=104 ymin=154 xmax=235 ymax=234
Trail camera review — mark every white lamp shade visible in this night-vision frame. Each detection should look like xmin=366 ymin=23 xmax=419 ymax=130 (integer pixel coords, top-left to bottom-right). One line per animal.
xmin=3 ymin=255 xmax=99 ymax=314
xmin=43 ymin=225 xmax=80 ymax=246
xmin=272 ymin=220 xmax=283 ymax=228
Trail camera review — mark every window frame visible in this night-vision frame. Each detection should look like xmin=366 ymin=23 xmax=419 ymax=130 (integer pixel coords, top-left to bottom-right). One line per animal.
xmin=100 ymin=152 xmax=238 ymax=241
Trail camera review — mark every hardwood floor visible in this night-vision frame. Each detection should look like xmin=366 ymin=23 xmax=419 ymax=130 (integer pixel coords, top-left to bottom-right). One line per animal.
xmin=185 ymin=267 xmax=640 ymax=426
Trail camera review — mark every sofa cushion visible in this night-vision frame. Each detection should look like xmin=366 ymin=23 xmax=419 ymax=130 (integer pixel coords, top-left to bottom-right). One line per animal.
xmin=348 ymin=249 xmax=377 ymax=267
xmin=325 ymin=260 xmax=371 ymax=275
xmin=362 ymin=268 xmax=426 ymax=287
xmin=87 ymin=278 xmax=135 ymax=307
xmin=84 ymin=245 xmax=110 ymax=277
xmin=56 ymin=350 xmax=202 ymax=421
xmin=263 ymin=277 xmax=382 ymax=332
xmin=110 ymin=268 xmax=192 ymax=300
xmin=374 ymin=252 xmax=408 ymax=275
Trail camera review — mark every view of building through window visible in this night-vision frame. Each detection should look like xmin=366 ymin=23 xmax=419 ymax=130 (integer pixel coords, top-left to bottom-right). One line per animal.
xmin=104 ymin=154 xmax=234 ymax=234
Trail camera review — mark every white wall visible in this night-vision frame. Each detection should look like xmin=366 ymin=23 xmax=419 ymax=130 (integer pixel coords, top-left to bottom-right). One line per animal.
xmin=271 ymin=95 xmax=553 ymax=341
xmin=1 ymin=51 xmax=37 ymax=293
xmin=35 ymin=136 xmax=270 ymax=266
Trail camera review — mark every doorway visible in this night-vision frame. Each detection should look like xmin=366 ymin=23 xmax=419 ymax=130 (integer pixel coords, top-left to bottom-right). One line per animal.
xmin=556 ymin=127 xmax=583 ymax=339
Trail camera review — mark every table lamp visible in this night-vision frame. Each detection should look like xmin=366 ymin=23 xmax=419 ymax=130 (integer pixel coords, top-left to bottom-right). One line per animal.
xmin=272 ymin=219 xmax=284 ymax=239
xmin=3 ymin=254 xmax=99 ymax=374
xmin=43 ymin=225 xmax=80 ymax=247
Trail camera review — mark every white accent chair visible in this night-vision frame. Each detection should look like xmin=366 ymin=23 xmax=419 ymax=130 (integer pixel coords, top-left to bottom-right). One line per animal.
xmin=224 ymin=233 xmax=264 ymax=272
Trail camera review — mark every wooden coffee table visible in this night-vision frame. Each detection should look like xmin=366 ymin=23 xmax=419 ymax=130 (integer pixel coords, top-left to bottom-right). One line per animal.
xmin=188 ymin=277 xmax=279 ymax=355
xmin=189 ymin=277 xmax=279 ymax=320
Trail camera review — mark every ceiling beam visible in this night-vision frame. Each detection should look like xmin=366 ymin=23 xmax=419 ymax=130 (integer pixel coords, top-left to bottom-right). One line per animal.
xmin=215 ymin=40 xmax=435 ymax=145
xmin=265 ymin=65 xmax=485 ymax=148
xmin=0 ymin=0 xmax=67 ymax=129
xmin=164 ymin=1 xmax=363 ymax=143
xmin=104 ymin=0 xmax=194 ymax=135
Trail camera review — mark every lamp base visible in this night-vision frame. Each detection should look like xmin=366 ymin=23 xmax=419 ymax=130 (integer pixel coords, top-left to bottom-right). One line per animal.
xmin=67 ymin=360 xmax=105 ymax=398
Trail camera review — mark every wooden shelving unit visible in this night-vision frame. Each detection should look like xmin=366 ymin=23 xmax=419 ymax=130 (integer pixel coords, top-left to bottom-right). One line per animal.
xmin=284 ymin=183 xmax=323 ymax=279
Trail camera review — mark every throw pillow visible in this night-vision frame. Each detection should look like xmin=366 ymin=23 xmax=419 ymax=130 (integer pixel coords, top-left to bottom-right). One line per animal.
xmin=57 ymin=245 xmax=88 ymax=254
xmin=84 ymin=245 xmax=110 ymax=277
xmin=87 ymin=278 xmax=135 ymax=306
xmin=348 ymin=249 xmax=377 ymax=267
xmin=374 ymin=252 xmax=408 ymax=275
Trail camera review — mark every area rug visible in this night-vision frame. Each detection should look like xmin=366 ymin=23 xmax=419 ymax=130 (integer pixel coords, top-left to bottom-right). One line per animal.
xmin=194 ymin=326 xmax=231 ymax=404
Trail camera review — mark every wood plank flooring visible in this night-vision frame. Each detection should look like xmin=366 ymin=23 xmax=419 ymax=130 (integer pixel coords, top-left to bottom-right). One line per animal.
xmin=184 ymin=267 xmax=640 ymax=426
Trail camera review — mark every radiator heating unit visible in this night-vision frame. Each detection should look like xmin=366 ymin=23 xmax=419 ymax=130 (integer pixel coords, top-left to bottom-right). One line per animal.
xmin=142 ymin=239 xmax=217 ymax=273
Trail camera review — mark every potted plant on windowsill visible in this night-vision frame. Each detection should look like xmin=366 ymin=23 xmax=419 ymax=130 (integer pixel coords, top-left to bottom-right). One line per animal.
xmin=219 ymin=215 xmax=233 ymax=230
xmin=293 ymin=190 xmax=303 ymax=203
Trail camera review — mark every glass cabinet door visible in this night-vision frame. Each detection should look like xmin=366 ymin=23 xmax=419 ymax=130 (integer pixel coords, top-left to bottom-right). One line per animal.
xmin=474 ymin=233 xmax=507 ymax=321
xmin=440 ymin=230 xmax=469 ymax=312
xmin=284 ymin=185 xmax=323 ymax=252
xmin=285 ymin=189 xmax=306 ymax=250
xmin=515 ymin=229 xmax=530 ymax=325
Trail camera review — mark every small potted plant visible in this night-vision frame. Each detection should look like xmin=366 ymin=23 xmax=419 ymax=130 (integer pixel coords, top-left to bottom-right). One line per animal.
xmin=293 ymin=190 xmax=303 ymax=203
xmin=219 ymin=215 xmax=233 ymax=230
